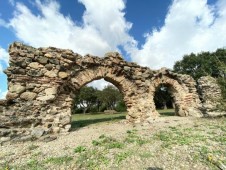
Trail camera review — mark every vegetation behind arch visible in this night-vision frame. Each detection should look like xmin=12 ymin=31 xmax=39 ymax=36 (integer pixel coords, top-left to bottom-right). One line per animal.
xmin=73 ymin=85 xmax=126 ymax=114
xmin=173 ymin=48 xmax=226 ymax=100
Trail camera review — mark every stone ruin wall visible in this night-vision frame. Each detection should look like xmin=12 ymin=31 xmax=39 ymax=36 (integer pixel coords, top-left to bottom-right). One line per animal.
xmin=198 ymin=76 xmax=226 ymax=116
xmin=0 ymin=42 xmax=224 ymax=143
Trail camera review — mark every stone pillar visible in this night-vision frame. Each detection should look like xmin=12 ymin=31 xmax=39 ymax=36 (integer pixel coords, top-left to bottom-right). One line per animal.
xmin=198 ymin=76 xmax=226 ymax=116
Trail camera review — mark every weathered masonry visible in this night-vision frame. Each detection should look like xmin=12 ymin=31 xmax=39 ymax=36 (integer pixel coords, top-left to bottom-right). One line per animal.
xmin=0 ymin=42 xmax=224 ymax=142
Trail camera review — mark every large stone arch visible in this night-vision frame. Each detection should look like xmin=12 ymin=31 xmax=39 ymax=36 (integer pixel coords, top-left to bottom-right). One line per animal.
xmin=53 ymin=66 xmax=139 ymax=128
xmin=0 ymin=42 xmax=222 ymax=141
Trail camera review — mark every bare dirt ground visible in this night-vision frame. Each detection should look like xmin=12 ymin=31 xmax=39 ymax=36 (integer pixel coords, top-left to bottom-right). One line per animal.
xmin=0 ymin=116 xmax=226 ymax=170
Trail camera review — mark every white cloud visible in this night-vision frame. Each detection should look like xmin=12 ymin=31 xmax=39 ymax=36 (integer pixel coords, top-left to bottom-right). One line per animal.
xmin=131 ymin=0 xmax=226 ymax=69
xmin=0 ymin=47 xmax=9 ymax=73
xmin=8 ymin=0 xmax=136 ymax=57
xmin=6 ymin=0 xmax=138 ymax=89
xmin=6 ymin=0 xmax=226 ymax=74
xmin=8 ymin=0 xmax=15 ymax=6
xmin=0 ymin=19 xmax=7 ymax=27
xmin=0 ymin=89 xmax=7 ymax=99
xmin=0 ymin=64 xmax=2 ymax=73
xmin=87 ymin=79 xmax=110 ymax=90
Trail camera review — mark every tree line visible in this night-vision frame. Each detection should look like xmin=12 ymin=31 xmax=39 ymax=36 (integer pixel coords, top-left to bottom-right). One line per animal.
xmin=174 ymin=48 xmax=226 ymax=99
xmin=73 ymin=85 xmax=126 ymax=114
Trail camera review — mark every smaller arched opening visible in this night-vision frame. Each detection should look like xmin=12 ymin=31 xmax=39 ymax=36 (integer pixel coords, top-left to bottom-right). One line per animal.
xmin=70 ymin=78 xmax=127 ymax=130
xmin=150 ymin=77 xmax=186 ymax=117
xmin=153 ymin=83 xmax=177 ymax=116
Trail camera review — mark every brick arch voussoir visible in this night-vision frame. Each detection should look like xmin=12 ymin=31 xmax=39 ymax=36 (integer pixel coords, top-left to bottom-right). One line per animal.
xmin=150 ymin=77 xmax=186 ymax=97
xmin=69 ymin=66 xmax=136 ymax=104
xmin=149 ymin=76 xmax=189 ymax=116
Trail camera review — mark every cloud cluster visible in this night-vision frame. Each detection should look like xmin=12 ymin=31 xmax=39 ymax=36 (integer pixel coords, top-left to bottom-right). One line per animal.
xmin=8 ymin=0 xmax=136 ymax=89
xmin=131 ymin=0 xmax=226 ymax=69
xmin=0 ymin=89 xmax=7 ymax=99
xmin=87 ymin=79 xmax=110 ymax=90
xmin=0 ymin=47 xmax=9 ymax=99
xmin=2 ymin=0 xmax=226 ymax=91
xmin=9 ymin=0 xmax=135 ymax=57
xmin=0 ymin=47 xmax=9 ymax=73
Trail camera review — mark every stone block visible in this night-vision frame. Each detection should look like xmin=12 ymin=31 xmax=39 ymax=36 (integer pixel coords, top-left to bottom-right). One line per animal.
xmin=60 ymin=116 xmax=71 ymax=126
xmin=6 ymin=92 xmax=19 ymax=100
xmin=31 ymin=128 xmax=45 ymax=138
xmin=45 ymin=87 xmax=58 ymax=95
xmin=0 ymin=137 xmax=10 ymax=142
xmin=58 ymin=72 xmax=68 ymax=79
xmin=20 ymin=92 xmax=37 ymax=100
xmin=37 ymin=56 xmax=48 ymax=64
xmin=9 ymin=84 xmax=26 ymax=94
xmin=44 ymin=70 xmax=58 ymax=78
xmin=28 ymin=62 xmax=44 ymax=69
xmin=37 ymin=95 xmax=55 ymax=102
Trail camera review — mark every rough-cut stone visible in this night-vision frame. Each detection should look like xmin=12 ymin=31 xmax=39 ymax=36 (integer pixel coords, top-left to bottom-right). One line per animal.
xmin=0 ymin=42 xmax=224 ymax=142
xmin=37 ymin=57 xmax=48 ymax=64
xmin=44 ymin=70 xmax=58 ymax=78
xmin=28 ymin=62 xmax=44 ymax=69
xmin=45 ymin=64 xmax=53 ymax=70
xmin=0 ymin=129 xmax=11 ymax=137
xmin=31 ymin=128 xmax=45 ymax=138
xmin=6 ymin=92 xmax=19 ymax=100
xmin=0 ymin=137 xmax=10 ymax=142
xmin=20 ymin=135 xmax=33 ymax=142
xmin=27 ymin=69 xmax=43 ymax=77
xmin=124 ymin=66 xmax=131 ymax=71
xmin=20 ymin=92 xmax=37 ymax=100
xmin=58 ymin=72 xmax=68 ymax=79
xmin=64 ymin=124 xmax=71 ymax=131
xmin=52 ymin=127 xmax=60 ymax=133
xmin=45 ymin=87 xmax=58 ymax=95
xmin=37 ymin=95 xmax=55 ymax=102
xmin=44 ymin=53 xmax=53 ymax=58
xmin=60 ymin=116 xmax=71 ymax=126
xmin=9 ymin=84 xmax=26 ymax=94
xmin=48 ymin=107 xmax=58 ymax=115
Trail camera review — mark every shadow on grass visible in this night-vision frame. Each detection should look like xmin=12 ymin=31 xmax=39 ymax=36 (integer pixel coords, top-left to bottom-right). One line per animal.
xmin=71 ymin=115 xmax=126 ymax=131
xmin=159 ymin=111 xmax=175 ymax=117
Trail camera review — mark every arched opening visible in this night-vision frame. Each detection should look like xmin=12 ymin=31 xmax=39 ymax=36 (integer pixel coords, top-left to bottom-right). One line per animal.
xmin=153 ymin=83 xmax=176 ymax=116
xmin=71 ymin=79 xmax=127 ymax=129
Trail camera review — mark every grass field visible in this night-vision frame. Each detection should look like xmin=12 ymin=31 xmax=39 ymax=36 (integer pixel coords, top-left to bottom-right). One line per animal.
xmin=2 ymin=110 xmax=225 ymax=169
xmin=71 ymin=109 xmax=175 ymax=129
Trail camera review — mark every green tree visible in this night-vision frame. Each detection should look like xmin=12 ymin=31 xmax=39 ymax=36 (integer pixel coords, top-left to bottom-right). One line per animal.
xmin=98 ymin=85 xmax=123 ymax=110
xmin=173 ymin=48 xmax=226 ymax=99
xmin=154 ymin=85 xmax=173 ymax=110
xmin=74 ymin=86 xmax=97 ymax=114
xmin=73 ymin=84 xmax=127 ymax=113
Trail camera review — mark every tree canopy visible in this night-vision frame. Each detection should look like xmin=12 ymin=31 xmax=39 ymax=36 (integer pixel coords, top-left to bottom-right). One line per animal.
xmin=154 ymin=85 xmax=174 ymax=110
xmin=73 ymin=85 xmax=126 ymax=113
xmin=173 ymin=48 xmax=226 ymax=99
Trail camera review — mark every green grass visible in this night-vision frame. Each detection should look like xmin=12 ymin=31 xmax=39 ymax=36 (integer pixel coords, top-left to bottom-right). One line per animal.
xmin=45 ymin=156 xmax=73 ymax=165
xmin=2 ymin=117 xmax=225 ymax=170
xmin=92 ymin=134 xmax=125 ymax=149
xmin=157 ymin=109 xmax=175 ymax=116
xmin=71 ymin=109 xmax=175 ymax=129
xmin=74 ymin=146 xmax=87 ymax=153
xmin=71 ymin=112 xmax=126 ymax=129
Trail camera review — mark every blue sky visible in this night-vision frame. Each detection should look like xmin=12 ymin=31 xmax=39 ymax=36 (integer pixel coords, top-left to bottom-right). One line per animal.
xmin=0 ymin=0 xmax=226 ymax=98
